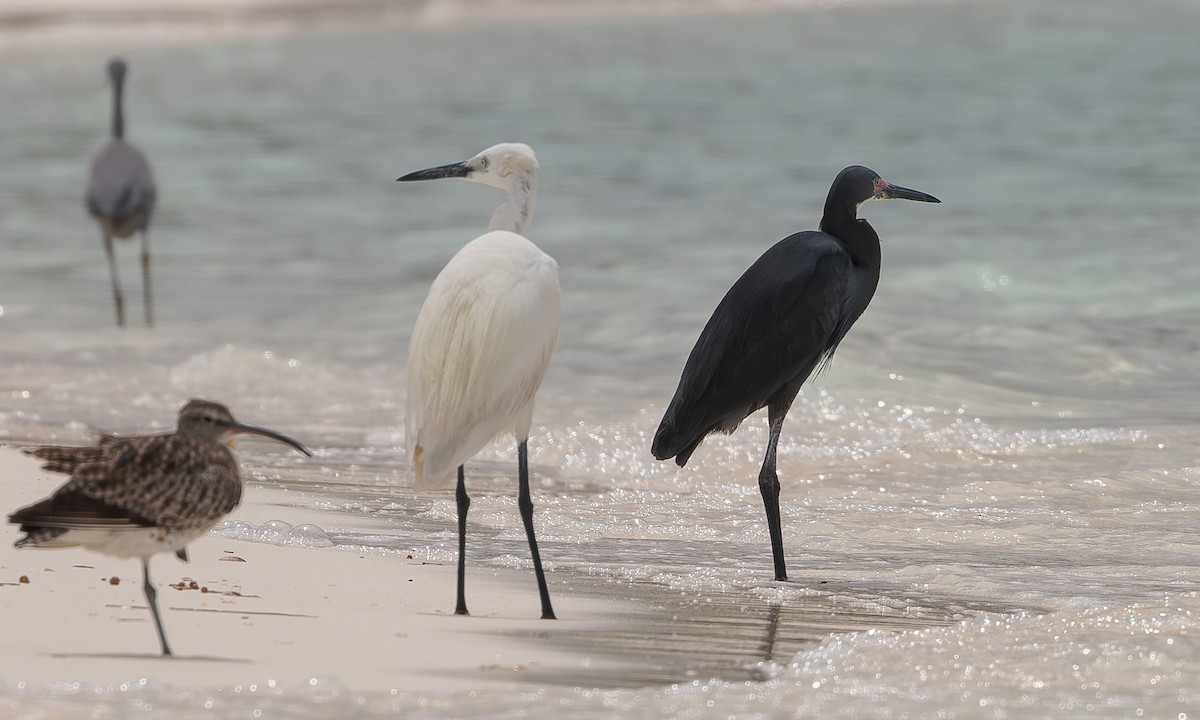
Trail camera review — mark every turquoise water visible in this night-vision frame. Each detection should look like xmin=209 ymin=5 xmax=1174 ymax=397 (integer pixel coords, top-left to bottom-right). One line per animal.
xmin=3 ymin=0 xmax=1200 ymax=715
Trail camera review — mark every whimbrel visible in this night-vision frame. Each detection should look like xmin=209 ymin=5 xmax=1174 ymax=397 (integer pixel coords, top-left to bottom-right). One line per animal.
xmin=9 ymin=399 xmax=311 ymax=656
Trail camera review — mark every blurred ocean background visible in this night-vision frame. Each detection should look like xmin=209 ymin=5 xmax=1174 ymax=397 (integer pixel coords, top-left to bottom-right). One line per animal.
xmin=3 ymin=0 xmax=1200 ymax=715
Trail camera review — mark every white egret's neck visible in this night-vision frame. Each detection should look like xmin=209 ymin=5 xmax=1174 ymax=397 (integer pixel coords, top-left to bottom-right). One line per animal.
xmin=487 ymin=168 xmax=537 ymax=235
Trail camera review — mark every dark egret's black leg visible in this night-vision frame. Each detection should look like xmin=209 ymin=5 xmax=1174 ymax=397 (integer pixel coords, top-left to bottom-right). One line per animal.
xmin=455 ymin=464 xmax=470 ymax=616
xmin=141 ymin=230 xmax=153 ymax=328
xmin=517 ymin=441 xmax=556 ymax=619
xmin=141 ymin=557 xmax=172 ymax=656
xmin=759 ymin=400 xmax=792 ymax=581
xmin=102 ymin=231 xmax=124 ymax=327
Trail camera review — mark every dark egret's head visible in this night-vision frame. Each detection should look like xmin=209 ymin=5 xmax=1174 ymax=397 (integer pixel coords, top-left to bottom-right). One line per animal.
xmin=177 ymin=399 xmax=311 ymax=456
xmin=830 ymin=165 xmax=941 ymax=212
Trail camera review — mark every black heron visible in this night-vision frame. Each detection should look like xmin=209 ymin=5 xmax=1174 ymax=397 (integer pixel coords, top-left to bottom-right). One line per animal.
xmin=651 ymin=165 xmax=940 ymax=581
xmin=87 ymin=57 xmax=157 ymax=328
xmin=9 ymin=400 xmax=311 ymax=656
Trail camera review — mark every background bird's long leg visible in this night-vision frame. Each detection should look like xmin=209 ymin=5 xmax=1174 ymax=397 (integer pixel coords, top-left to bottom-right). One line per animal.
xmin=141 ymin=229 xmax=153 ymax=328
xmin=517 ymin=440 xmax=556 ymax=620
xmin=454 ymin=465 xmax=470 ymax=616
xmin=760 ymin=401 xmax=792 ymax=582
xmin=141 ymin=557 xmax=173 ymax=656
xmin=102 ymin=231 xmax=124 ymax=327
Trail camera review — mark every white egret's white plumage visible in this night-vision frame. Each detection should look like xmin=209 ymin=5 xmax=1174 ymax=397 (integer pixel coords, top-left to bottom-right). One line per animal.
xmin=406 ymin=232 xmax=559 ymax=487
xmin=397 ymin=143 xmax=559 ymax=620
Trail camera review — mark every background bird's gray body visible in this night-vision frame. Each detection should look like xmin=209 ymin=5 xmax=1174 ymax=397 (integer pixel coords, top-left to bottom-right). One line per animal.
xmin=88 ymin=56 xmax=157 ymax=327
xmin=87 ymin=138 xmax=156 ymax=239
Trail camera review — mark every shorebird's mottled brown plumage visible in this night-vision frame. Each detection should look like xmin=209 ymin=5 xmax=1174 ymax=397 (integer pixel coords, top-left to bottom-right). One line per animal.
xmin=9 ymin=399 xmax=311 ymax=656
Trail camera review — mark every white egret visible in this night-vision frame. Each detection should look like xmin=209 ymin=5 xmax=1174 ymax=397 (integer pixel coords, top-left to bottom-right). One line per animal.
xmin=397 ymin=143 xmax=559 ymax=620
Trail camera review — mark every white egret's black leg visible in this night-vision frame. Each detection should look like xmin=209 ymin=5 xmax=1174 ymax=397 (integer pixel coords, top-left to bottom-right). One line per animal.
xmin=517 ymin=441 xmax=555 ymax=619
xmin=142 ymin=557 xmax=172 ymax=656
xmin=759 ymin=400 xmax=791 ymax=582
xmin=454 ymin=464 xmax=470 ymax=616
xmin=102 ymin=231 xmax=124 ymax=327
xmin=140 ymin=229 xmax=153 ymax=328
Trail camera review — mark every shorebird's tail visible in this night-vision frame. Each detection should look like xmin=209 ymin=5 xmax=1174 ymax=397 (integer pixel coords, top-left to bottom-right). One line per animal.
xmin=12 ymin=526 xmax=72 ymax=549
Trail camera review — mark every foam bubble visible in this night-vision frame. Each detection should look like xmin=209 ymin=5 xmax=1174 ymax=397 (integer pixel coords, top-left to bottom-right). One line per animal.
xmin=211 ymin=520 xmax=333 ymax=548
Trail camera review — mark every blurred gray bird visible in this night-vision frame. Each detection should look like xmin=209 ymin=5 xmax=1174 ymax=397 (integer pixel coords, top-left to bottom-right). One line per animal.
xmin=8 ymin=399 xmax=311 ymax=656
xmin=87 ymin=57 xmax=157 ymax=328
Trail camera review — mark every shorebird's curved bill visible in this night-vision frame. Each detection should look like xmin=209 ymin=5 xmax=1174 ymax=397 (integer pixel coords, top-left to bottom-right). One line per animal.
xmin=227 ymin=423 xmax=312 ymax=456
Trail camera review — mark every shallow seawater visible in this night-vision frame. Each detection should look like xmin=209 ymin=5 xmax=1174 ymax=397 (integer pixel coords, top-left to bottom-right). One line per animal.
xmin=3 ymin=0 xmax=1200 ymax=715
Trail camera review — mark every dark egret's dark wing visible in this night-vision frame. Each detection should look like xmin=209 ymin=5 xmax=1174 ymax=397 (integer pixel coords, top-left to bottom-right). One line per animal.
xmin=87 ymin=139 xmax=156 ymax=234
xmin=652 ymin=231 xmax=851 ymax=464
xmin=12 ymin=434 xmax=240 ymax=542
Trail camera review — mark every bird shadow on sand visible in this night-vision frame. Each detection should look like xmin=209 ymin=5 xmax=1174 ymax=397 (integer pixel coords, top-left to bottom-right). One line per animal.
xmin=49 ymin=652 xmax=252 ymax=664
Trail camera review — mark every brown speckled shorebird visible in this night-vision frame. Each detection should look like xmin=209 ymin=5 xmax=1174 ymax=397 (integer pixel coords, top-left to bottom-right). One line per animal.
xmin=8 ymin=399 xmax=311 ymax=656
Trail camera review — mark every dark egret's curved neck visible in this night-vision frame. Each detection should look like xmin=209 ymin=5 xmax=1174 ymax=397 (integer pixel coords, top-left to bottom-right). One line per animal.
xmin=820 ymin=198 xmax=880 ymax=269
xmin=110 ymin=75 xmax=125 ymax=140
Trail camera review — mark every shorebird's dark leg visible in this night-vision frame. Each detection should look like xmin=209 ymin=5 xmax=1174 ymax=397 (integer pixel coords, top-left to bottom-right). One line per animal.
xmin=141 ymin=557 xmax=172 ymax=656
xmin=455 ymin=464 xmax=470 ymax=616
xmin=760 ymin=395 xmax=795 ymax=582
xmin=141 ymin=229 xmax=153 ymax=328
xmin=517 ymin=441 xmax=555 ymax=620
xmin=102 ymin=230 xmax=124 ymax=327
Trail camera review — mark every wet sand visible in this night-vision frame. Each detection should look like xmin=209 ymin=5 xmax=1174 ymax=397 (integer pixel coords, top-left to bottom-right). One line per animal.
xmin=0 ymin=444 xmax=1031 ymax=697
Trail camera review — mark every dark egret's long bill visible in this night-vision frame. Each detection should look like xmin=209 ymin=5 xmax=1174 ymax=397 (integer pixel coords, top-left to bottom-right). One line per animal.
xmin=221 ymin=422 xmax=312 ymax=456
xmin=397 ymin=161 xmax=471 ymax=182
xmin=877 ymin=181 xmax=941 ymax=204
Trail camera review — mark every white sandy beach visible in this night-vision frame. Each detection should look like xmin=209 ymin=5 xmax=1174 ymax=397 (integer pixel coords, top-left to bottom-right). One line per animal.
xmin=0 ymin=446 xmax=640 ymax=696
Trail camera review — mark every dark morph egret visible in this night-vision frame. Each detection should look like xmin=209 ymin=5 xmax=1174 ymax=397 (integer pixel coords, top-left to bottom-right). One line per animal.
xmin=9 ymin=400 xmax=311 ymax=656
xmin=87 ymin=57 xmax=157 ymax=328
xmin=652 ymin=166 xmax=940 ymax=581
xmin=397 ymin=143 xmax=559 ymax=620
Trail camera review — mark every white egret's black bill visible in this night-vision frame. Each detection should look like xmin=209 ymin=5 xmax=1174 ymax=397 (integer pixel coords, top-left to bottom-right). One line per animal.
xmin=397 ymin=162 xmax=471 ymax=182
